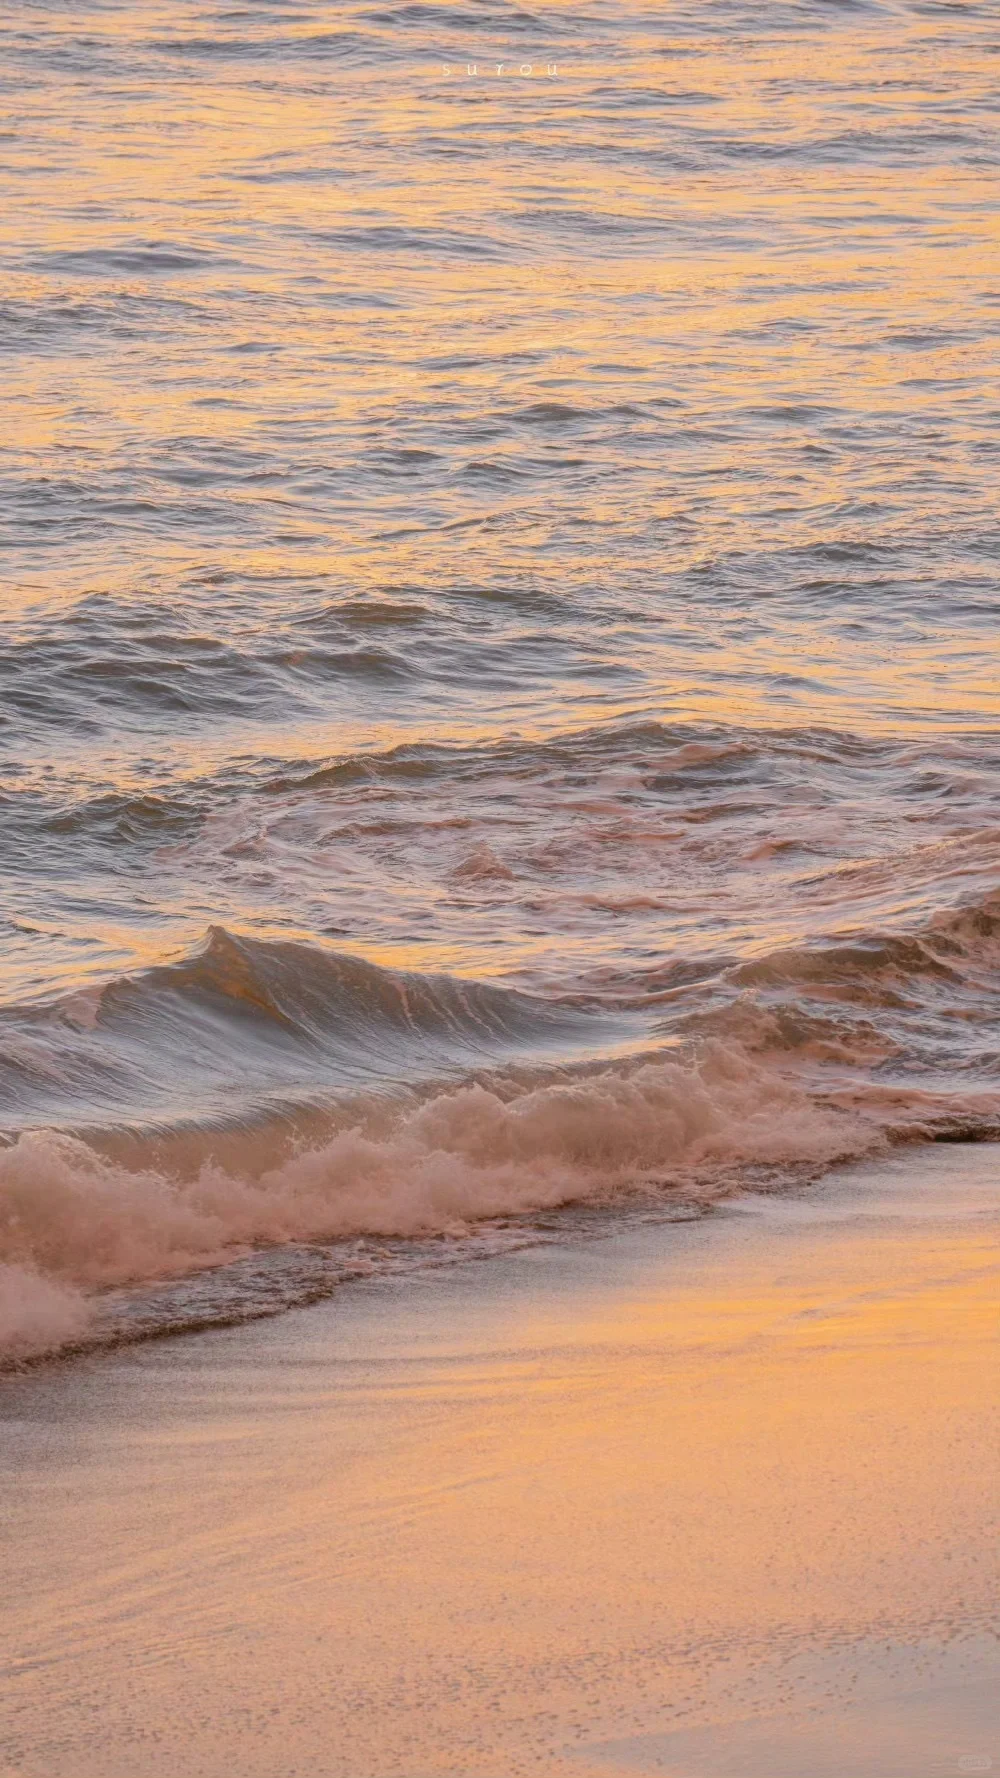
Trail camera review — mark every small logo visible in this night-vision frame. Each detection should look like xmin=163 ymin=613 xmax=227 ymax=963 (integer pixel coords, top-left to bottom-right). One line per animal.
xmin=957 ymin=1757 xmax=993 ymax=1774
xmin=440 ymin=63 xmax=559 ymax=77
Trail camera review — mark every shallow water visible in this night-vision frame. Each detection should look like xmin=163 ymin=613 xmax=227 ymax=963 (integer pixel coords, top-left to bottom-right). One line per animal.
xmin=1 ymin=0 xmax=999 ymax=1358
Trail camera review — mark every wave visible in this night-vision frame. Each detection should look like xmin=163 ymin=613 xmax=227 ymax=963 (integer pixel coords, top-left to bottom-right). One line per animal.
xmin=0 ymin=1039 xmax=888 ymax=1364
xmin=5 ymin=882 xmax=1000 ymax=1123
xmin=7 ymin=877 xmax=1000 ymax=1130
xmin=4 ymin=874 xmax=1000 ymax=1364
xmin=4 ymin=905 xmax=1000 ymax=1363
xmin=0 ymin=926 xmax=604 ymax=1128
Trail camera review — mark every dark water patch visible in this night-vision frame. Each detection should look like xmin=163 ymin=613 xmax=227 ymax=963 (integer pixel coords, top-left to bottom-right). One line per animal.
xmin=0 ymin=635 xmax=286 ymax=728
xmin=295 ymin=597 xmax=433 ymax=630
xmin=509 ymin=402 xmax=593 ymax=426
xmin=39 ymin=792 xmax=199 ymax=846
xmin=308 ymin=224 xmax=517 ymax=260
xmin=29 ymin=243 xmax=238 ymax=276
xmin=265 ymin=643 xmax=418 ymax=681
xmin=150 ymin=30 xmax=380 ymax=63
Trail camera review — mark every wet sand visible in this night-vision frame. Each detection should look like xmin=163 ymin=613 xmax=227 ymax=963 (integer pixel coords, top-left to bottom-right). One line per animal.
xmin=2 ymin=1145 xmax=998 ymax=1778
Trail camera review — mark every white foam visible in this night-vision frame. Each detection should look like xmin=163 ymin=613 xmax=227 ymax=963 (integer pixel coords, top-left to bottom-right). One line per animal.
xmin=0 ymin=1263 xmax=89 ymax=1362
xmin=0 ymin=1043 xmax=886 ymax=1359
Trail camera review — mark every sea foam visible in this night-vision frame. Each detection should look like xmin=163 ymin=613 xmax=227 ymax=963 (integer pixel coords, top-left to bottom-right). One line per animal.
xmin=0 ymin=1041 xmax=884 ymax=1361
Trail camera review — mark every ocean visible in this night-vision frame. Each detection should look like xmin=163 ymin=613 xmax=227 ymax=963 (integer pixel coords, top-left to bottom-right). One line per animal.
xmin=2 ymin=0 xmax=998 ymax=1360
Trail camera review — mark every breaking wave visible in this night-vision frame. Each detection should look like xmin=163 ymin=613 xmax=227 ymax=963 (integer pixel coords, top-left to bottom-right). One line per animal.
xmin=3 ymin=885 xmax=1000 ymax=1363
xmin=0 ymin=1041 xmax=879 ymax=1363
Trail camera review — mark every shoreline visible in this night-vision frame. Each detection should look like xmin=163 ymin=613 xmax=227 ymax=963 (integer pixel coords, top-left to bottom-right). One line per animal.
xmin=2 ymin=1142 xmax=998 ymax=1778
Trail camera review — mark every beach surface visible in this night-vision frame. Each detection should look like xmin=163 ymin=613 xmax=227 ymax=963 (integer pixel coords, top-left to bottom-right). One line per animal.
xmin=2 ymin=1142 xmax=997 ymax=1778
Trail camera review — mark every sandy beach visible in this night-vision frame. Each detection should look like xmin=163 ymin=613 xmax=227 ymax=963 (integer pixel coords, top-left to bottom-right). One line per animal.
xmin=2 ymin=1142 xmax=997 ymax=1778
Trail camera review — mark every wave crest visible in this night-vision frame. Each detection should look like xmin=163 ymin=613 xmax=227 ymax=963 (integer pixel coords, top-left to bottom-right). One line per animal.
xmin=0 ymin=927 xmax=600 ymax=1127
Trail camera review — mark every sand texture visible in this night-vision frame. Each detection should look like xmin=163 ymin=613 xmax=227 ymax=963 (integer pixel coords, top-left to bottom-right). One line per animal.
xmin=2 ymin=1145 xmax=998 ymax=1778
